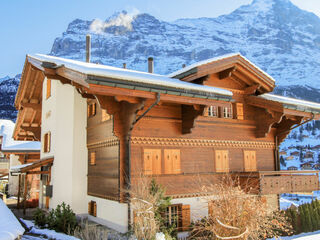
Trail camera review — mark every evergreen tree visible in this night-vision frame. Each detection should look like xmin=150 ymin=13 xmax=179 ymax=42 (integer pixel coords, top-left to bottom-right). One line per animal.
xmin=280 ymin=156 xmax=286 ymax=167
xmin=299 ymin=149 xmax=304 ymax=162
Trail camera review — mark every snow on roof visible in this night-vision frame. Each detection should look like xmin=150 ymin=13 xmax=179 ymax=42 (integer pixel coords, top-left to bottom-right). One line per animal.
xmin=0 ymin=120 xmax=40 ymax=151
xmin=259 ymin=94 xmax=320 ymax=112
xmin=10 ymin=163 xmax=33 ymax=173
xmin=28 ymin=54 xmax=233 ymax=97
xmin=0 ymin=199 xmax=24 ymax=239
xmin=167 ymin=52 xmax=276 ymax=83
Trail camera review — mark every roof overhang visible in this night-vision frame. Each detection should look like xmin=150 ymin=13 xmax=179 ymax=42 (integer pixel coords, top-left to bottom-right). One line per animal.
xmin=168 ymin=53 xmax=276 ymax=94
xmin=10 ymin=157 xmax=53 ymax=175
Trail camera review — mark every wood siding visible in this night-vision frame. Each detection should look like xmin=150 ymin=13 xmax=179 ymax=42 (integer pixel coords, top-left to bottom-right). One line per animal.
xmin=87 ymin=99 xmax=119 ymax=200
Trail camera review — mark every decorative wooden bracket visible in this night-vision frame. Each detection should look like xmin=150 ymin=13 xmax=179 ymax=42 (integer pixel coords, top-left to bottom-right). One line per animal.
xmin=20 ymin=127 xmax=41 ymax=141
xmin=181 ymin=105 xmax=205 ymax=134
xmin=219 ymin=66 xmax=236 ymax=80
xmin=244 ymin=84 xmax=261 ymax=95
xmin=255 ymin=109 xmax=284 ymax=138
xmin=275 ymin=116 xmax=303 ymax=144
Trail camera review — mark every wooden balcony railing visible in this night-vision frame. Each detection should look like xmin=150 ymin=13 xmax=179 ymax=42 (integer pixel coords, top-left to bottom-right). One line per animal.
xmin=132 ymin=171 xmax=319 ymax=198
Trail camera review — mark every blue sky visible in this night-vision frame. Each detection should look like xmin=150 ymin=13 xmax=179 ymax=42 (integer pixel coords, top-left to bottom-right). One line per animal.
xmin=0 ymin=0 xmax=320 ymax=77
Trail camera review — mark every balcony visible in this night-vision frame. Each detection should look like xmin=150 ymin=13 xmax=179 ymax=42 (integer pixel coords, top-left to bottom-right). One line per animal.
xmin=132 ymin=171 xmax=320 ymax=198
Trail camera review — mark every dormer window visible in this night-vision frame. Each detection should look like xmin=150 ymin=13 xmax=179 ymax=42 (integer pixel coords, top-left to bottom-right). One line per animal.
xmin=208 ymin=106 xmax=218 ymax=117
xmin=223 ymin=106 xmax=232 ymax=118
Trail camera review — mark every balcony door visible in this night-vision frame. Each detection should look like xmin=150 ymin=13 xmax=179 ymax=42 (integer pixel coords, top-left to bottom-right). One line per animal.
xmin=244 ymin=150 xmax=257 ymax=172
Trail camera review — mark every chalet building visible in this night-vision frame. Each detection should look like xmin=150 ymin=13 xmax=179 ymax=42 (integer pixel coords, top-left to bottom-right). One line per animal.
xmin=291 ymin=151 xmax=300 ymax=156
xmin=0 ymin=120 xmax=40 ymax=199
xmin=287 ymin=166 xmax=298 ymax=171
xmin=12 ymin=53 xmax=320 ymax=233
xmin=305 ymin=151 xmax=314 ymax=159
xmin=279 ymin=151 xmax=287 ymax=156
xmin=300 ymin=162 xmax=314 ymax=170
xmin=286 ymin=156 xmax=294 ymax=161
xmin=313 ymin=164 xmax=320 ymax=170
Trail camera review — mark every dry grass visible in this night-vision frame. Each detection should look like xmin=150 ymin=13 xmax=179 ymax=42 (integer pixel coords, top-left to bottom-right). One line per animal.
xmin=130 ymin=175 xmax=160 ymax=240
xmin=190 ymin=175 xmax=269 ymax=240
xmin=73 ymin=220 xmax=108 ymax=240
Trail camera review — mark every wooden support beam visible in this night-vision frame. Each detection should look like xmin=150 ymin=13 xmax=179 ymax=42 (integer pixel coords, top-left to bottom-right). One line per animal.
xmin=17 ymin=174 xmax=21 ymax=209
xmin=21 ymin=127 xmax=41 ymax=140
xmin=20 ymin=102 xmax=41 ymax=111
xmin=244 ymin=84 xmax=261 ymax=95
xmin=218 ymin=66 xmax=236 ymax=80
xmin=23 ymin=174 xmax=27 ymax=215
xmin=26 ymin=170 xmax=49 ymax=175
xmin=114 ymin=96 xmax=141 ymax=104
xmin=255 ymin=109 xmax=284 ymax=138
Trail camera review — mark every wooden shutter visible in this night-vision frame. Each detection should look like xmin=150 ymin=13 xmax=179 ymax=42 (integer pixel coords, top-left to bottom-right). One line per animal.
xmin=215 ymin=150 xmax=229 ymax=172
xmin=164 ymin=149 xmax=181 ymax=174
xmin=181 ymin=205 xmax=191 ymax=231
xmin=236 ymin=103 xmax=244 ymax=120
xmin=244 ymin=150 xmax=257 ymax=171
xmin=46 ymin=79 xmax=51 ymax=99
xmin=144 ymin=149 xmax=153 ymax=175
xmin=93 ymin=201 xmax=97 ymax=217
xmin=204 ymin=107 xmax=209 ymax=117
xmin=144 ymin=149 xmax=161 ymax=175
xmin=88 ymin=202 xmax=91 ymax=215
xmin=43 ymin=132 xmax=51 ymax=153
xmin=90 ymin=152 xmax=96 ymax=165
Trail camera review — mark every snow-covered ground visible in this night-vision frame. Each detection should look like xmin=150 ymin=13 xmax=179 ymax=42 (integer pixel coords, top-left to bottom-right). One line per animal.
xmin=0 ymin=199 xmax=24 ymax=240
xmin=268 ymin=230 xmax=320 ymax=239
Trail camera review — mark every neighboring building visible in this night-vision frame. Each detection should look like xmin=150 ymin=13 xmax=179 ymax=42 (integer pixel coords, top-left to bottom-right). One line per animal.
xmin=300 ymin=161 xmax=314 ymax=170
xmin=313 ymin=164 xmax=320 ymax=170
xmin=0 ymin=120 xmax=40 ymax=199
xmin=305 ymin=151 xmax=314 ymax=159
xmin=291 ymin=151 xmax=300 ymax=156
xmin=286 ymin=156 xmax=294 ymax=161
xmin=279 ymin=151 xmax=287 ymax=156
xmin=287 ymin=166 xmax=298 ymax=171
xmin=12 ymin=53 xmax=320 ymax=233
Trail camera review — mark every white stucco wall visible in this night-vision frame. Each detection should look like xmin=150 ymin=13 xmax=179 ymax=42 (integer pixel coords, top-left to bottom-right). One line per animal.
xmin=8 ymin=154 xmax=20 ymax=196
xmin=40 ymin=78 xmax=87 ymax=214
xmin=86 ymin=196 xmax=128 ymax=233
xmin=171 ymin=197 xmax=209 ymax=221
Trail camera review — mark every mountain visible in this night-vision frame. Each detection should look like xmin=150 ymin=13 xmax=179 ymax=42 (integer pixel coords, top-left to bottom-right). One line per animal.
xmin=51 ymin=0 xmax=320 ymax=90
xmin=2 ymin=0 xmax=320 ymax=121
xmin=0 ymin=75 xmax=19 ymax=121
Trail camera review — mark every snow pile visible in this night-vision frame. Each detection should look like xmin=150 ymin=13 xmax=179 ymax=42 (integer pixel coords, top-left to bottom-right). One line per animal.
xmin=268 ymin=230 xmax=320 ymax=239
xmin=0 ymin=198 xmax=24 ymax=240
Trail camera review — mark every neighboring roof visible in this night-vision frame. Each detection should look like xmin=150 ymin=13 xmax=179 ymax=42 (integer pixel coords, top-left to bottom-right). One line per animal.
xmin=0 ymin=120 xmax=40 ymax=151
xmin=259 ymin=94 xmax=320 ymax=114
xmin=10 ymin=157 xmax=53 ymax=174
xmin=27 ymin=54 xmax=233 ymax=100
xmin=167 ymin=53 xmax=275 ymax=92
xmin=0 ymin=198 xmax=25 ymax=239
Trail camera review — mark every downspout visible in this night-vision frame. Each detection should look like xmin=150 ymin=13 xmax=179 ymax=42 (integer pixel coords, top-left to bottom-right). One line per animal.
xmin=275 ymin=113 xmax=315 ymax=171
xmin=126 ymin=92 xmax=161 ymax=229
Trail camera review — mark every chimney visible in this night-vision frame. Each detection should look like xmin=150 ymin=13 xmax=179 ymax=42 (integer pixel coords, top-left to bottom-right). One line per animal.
xmin=148 ymin=57 xmax=154 ymax=73
xmin=123 ymin=63 xmax=127 ymax=69
xmin=86 ymin=34 xmax=91 ymax=63
xmin=182 ymin=64 xmax=186 ymax=68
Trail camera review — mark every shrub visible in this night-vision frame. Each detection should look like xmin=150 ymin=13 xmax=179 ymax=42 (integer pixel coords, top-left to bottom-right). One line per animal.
xmin=47 ymin=202 xmax=77 ymax=234
xmin=33 ymin=208 xmax=47 ymax=228
xmin=74 ymin=220 xmax=108 ymax=240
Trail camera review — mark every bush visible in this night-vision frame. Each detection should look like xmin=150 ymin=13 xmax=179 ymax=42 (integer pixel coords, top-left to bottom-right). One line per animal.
xmin=33 ymin=208 xmax=47 ymax=228
xmin=47 ymin=202 xmax=77 ymax=234
xmin=74 ymin=220 xmax=108 ymax=240
xmin=33 ymin=202 xmax=77 ymax=234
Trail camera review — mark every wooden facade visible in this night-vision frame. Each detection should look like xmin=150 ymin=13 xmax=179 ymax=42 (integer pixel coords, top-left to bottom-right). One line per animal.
xmin=13 ymin=53 xmax=320 ymax=230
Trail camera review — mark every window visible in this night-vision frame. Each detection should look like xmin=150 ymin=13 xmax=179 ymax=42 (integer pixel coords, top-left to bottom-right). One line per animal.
xmin=88 ymin=201 xmax=97 ymax=217
xmin=215 ymin=150 xmax=229 ymax=172
xmin=223 ymin=106 xmax=232 ymax=118
xmin=236 ymin=103 xmax=244 ymax=120
xmin=243 ymin=150 xmax=257 ymax=172
xmin=143 ymin=149 xmax=161 ymax=175
xmin=208 ymin=106 xmax=218 ymax=117
xmin=90 ymin=152 xmax=96 ymax=165
xmin=87 ymin=103 xmax=96 ymax=118
xmin=43 ymin=132 xmax=51 ymax=153
xmin=164 ymin=204 xmax=190 ymax=231
xmin=46 ymin=79 xmax=51 ymax=99
xmin=164 ymin=149 xmax=181 ymax=174
xmin=101 ymin=109 xmax=111 ymax=122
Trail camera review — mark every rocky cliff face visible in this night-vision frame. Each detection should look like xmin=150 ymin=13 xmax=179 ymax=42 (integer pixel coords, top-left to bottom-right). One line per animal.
xmin=2 ymin=0 xmax=320 ymax=121
xmin=0 ymin=75 xmax=19 ymax=120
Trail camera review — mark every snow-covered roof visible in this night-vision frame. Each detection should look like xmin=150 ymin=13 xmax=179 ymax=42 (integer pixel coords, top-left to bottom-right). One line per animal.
xmin=28 ymin=54 xmax=233 ymax=99
xmin=0 ymin=120 xmax=40 ymax=151
xmin=259 ymin=94 xmax=320 ymax=113
xmin=167 ymin=53 xmax=276 ymax=83
xmin=0 ymin=199 xmax=24 ymax=239
xmin=10 ymin=163 xmax=33 ymax=173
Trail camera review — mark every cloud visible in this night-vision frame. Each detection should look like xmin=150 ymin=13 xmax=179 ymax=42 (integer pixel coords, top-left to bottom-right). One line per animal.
xmin=90 ymin=9 xmax=140 ymax=34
